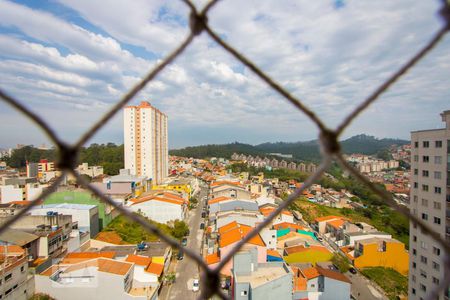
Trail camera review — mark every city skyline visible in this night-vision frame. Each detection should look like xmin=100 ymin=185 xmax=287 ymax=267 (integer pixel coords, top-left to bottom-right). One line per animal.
xmin=0 ymin=0 xmax=449 ymax=149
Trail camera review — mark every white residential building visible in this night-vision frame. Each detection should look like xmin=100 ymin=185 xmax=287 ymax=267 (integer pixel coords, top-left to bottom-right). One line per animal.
xmin=409 ymin=110 xmax=449 ymax=300
xmin=128 ymin=192 xmax=186 ymax=224
xmin=124 ymin=101 xmax=168 ymax=184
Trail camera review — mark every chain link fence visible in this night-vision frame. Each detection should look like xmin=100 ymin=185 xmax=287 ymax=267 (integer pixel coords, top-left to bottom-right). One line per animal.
xmin=1 ymin=1 xmax=449 ymax=299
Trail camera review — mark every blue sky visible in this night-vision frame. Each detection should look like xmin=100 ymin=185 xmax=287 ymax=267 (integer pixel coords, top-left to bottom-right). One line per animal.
xmin=0 ymin=0 xmax=449 ymax=149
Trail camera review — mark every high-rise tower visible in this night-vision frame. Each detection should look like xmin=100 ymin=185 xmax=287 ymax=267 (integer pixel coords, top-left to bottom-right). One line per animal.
xmin=124 ymin=101 xmax=168 ymax=184
xmin=409 ymin=110 xmax=450 ymax=299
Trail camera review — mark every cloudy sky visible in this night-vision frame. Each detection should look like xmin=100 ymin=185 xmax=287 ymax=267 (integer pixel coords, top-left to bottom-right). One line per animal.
xmin=0 ymin=0 xmax=449 ymax=149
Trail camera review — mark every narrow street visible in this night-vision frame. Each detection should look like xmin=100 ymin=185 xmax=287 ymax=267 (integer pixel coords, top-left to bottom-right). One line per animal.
xmin=347 ymin=271 xmax=388 ymax=300
xmin=160 ymin=181 xmax=207 ymax=300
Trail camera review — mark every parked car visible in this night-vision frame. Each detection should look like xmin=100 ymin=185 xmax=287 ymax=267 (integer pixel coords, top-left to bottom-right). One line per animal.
xmin=192 ymin=279 xmax=199 ymax=292
xmin=177 ymin=250 xmax=184 ymax=260
xmin=181 ymin=238 xmax=188 ymax=246
xmin=201 ymin=212 xmax=206 ymax=218
xmin=200 ymin=223 xmax=205 ymax=229
xmin=349 ymin=267 xmax=357 ymax=274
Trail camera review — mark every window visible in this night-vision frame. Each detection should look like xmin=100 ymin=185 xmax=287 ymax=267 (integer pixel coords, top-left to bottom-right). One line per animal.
xmin=241 ymin=291 xmax=248 ymax=296
xmin=420 ymin=241 xmax=427 ymax=249
xmin=414 ymin=182 xmax=418 ymax=188
xmin=420 ymin=284 xmax=426 ymax=292
xmin=421 ymin=199 xmax=428 ymax=207
xmin=433 ymin=247 xmax=441 ymax=256
xmin=414 ymin=168 xmax=418 ymax=175
xmin=414 ymin=155 xmax=419 ymax=162
xmin=414 ymin=141 xmax=419 ymax=148
xmin=423 ymin=141 xmax=429 ymax=148
xmin=435 ymin=140 xmax=442 ymax=148
xmin=413 ymin=235 xmax=417 ymax=242
xmin=432 ymin=261 xmax=440 ymax=271
xmin=412 ymin=275 xmax=416 ymax=282
xmin=432 ymin=277 xmax=440 ymax=285
xmin=433 ymin=201 xmax=441 ymax=210
xmin=5 ymin=274 xmax=12 ymax=282
xmin=420 ymin=269 xmax=427 ymax=278
xmin=422 ymin=184 xmax=429 ymax=191
xmin=434 ymin=171 xmax=442 ymax=179
xmin=434 ymin=217 xmax=441 ymax=225
xmin=20 ymin=266 xmax=24 ymax=273
xmin=412 ymin=288 xmax=416 ymax=295
xmin=434 ymin=187 xmax=441 ymax=194
xmin=413 ymin=262 xmax=417 ymax=269
xmin=414 ymin=195 xmax=418 ymax=203
xmin=420 ymin=256 xmax=428 ymax=264
xmin=423 ymin=156 xmax=429 ymax=163
xmin=422 ymin=211 xmax=428 ymax=219
xmin=434 ymin=156 xmax=442 ymax=164
xmin=422 ymin=170 xmax=429 ymax=177
xmin=412 ymin=248 xmax=417 ymax=255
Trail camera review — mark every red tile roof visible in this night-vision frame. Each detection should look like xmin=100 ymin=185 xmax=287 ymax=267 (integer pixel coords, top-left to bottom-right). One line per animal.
xmin=125 ymin=255 xmax=152 ymax=267
xmin=61 ymin=252 xmax=116 ymax=264
xmin=206 ymin=252 xmax=220 ymax=265
xmin=145 ymin=262 xmax=164 ymax=276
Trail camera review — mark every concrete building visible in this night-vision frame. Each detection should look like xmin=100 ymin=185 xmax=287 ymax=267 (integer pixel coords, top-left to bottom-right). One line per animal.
xmin=30 ymin=203 xmax=100 ymax=238
xmin=35 ymin=257 xmax=157 ymax=300
xmin=128 ymin=192 xmax=187 ymax=223
xmin=124 ymin=101 xmax=168 ymax=184
xmin=0 ymin=245 xmax=35 ymax=300
xmin=76 ymin=163 xmax=104 ymax=178
xmin=409 ymin=110 xmax=450 ymax=300
xmin=292 ymin=265 xmax=351 ymax=300
xmin=232 ymin=248 xmax=293 ymax=300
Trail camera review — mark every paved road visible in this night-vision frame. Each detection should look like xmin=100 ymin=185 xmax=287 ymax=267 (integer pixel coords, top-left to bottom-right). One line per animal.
xmin=161 ymin=182 xmax=207 ymax=300
xmin=347 ymin=271 xmax=388 ymax=300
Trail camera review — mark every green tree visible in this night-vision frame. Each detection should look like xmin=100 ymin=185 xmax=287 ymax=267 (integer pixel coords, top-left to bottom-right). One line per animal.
xmin=172 ymin=220 xmax=189 ymax=239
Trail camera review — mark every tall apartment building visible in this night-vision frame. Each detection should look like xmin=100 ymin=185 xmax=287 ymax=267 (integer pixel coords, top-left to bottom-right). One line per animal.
xmin=409 ymin=110 xmax=450 ymax=300
xmin=124 ymin=101 xmax=168 ymax=184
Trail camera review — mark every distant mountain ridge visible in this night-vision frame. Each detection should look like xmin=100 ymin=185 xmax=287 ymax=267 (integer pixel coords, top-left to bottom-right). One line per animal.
xmin=169 ymin=134 xmax=409 ymax=162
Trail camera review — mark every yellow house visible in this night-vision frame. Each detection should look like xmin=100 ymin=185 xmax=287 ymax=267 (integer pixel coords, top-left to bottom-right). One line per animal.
xmin=152 ymin=178 xmax=192 ymax=198
xmin=352 ymin=237 xmax=409 ymax=275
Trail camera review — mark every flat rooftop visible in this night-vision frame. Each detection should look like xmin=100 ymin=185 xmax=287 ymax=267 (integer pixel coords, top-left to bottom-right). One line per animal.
xmin=235 ymin=264 xmax=289 ymax=288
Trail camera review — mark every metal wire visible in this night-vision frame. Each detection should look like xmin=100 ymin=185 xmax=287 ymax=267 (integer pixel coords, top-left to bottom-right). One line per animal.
xmin=0 ymin=0 xmax=449 ymax=299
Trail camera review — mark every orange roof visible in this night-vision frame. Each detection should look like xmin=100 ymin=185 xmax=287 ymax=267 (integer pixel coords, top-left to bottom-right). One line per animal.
xmin=285 ymin=245 xmax=330 ymax=255
xmin=61 ymin=252 xmax=116 ymax=264
xmin=259 ymin=207 xmax=292 ymax=217
xmin=219 ymin=224 xmax=265 ymax=248
xmin=131 ymin=192 xmax=185 ymax=206
xmin=97 ymin=258 xmax=132 ymax=275
xmin=95 ymin=231 xmax=124 ymax=245
xmin=267 ymin=249 xmax=282 ymax=258
xmin=208 ymin=196 xmax=232 ymax=205
xmin=314 ymin=215 xmax=342 ymax=222
xmin=145 ymin=262 xmax=164 ymax=276
xmin=9 ymin=201 xmax=34 ymax=206
xmin=218 ymin=221 xmax=238 ymax=235
xmin=317 ymin=266 xmax=351 ymax=283
xmin=210 ymin=181 xmax=242 ymax=187
xmin=273 ymin=222 xmax=305 ymax=231
xmin=125 ymin=255 xmax=152 ymax=267
xmin=206 ymin=252 xmax=220 ymax=265
xmin=301 ymin=267 xmax=321 ymax=279
xmin=327 ymin=219 xmax=345 ymax=229
xmin=0 ymin=245 xmax=24 ymax=254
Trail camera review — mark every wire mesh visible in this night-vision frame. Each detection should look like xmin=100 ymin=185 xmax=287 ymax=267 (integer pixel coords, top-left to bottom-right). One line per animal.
xmin=0 ymin=1 xmax=449 ymax=299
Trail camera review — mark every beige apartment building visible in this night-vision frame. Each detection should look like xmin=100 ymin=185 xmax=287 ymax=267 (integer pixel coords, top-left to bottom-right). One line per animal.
xmin=409 ymin=110 xmax=449 ymax=300
xmin=124 ymin=101 xmax=168 ymax=184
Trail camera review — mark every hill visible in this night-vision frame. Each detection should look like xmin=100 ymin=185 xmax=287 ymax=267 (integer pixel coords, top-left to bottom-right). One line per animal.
xmin=169 ymin=134 xmax=409 ymax=161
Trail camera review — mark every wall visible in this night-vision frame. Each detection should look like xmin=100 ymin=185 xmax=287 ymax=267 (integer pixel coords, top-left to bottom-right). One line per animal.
xmin=0 ymin=185 xmax=23 ymax=203
xmin=354 ymin=241 xmax=409 ymax=275
xmin=130 ymin=200 xmax=182 ymax=224
xmin=251 ymin=270 xmax=293 ymax=300
xmin=320 ymin=277 xmax=350 ymax=300
xmin=284 ymin=250 xmax=333 ymax=265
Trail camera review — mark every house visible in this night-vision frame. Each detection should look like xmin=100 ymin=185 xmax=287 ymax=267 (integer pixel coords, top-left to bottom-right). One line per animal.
xmin=30 ymin=203 xmax=100 ymax=238
xmin=232 ymin=248 xmax=293 ymax=300
xmin=209 ymin=199 xmax=258 ymax=216
xmin=259 ymin=206 xmax=294 ymax=225
xmin=215 ymin=210 xmax=263 ymax=230
xmin=35 ymin=257 xmax=158 ymax=300
xmin=283 ymin=243 xmax=333 ymax=265
xmin=91 ymin=181 xmax=134 ymax=204
xmin=349 ymin=237 xmax=409 ymax=275
xmin=128 ymin=192 xmax=187 ymax=224
xmin=210 ymin=181 xmax=251 ymax=200
xmin=343 ymin=231 xmax=392 ymax=247
xmin=292 ymin=265 xmax=351 ymax=300
xmin=107 ymin=168 xmax=149 ymax=197
xmin=0 ymin=245 xmax=35 ymax=300
xmin=313 ymin=216 xmax=347 ymax=234
xmin=325 ymin=220 xmax=360 ymax=246
xmin=207 ymin=222 xmax=266 ymax=276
